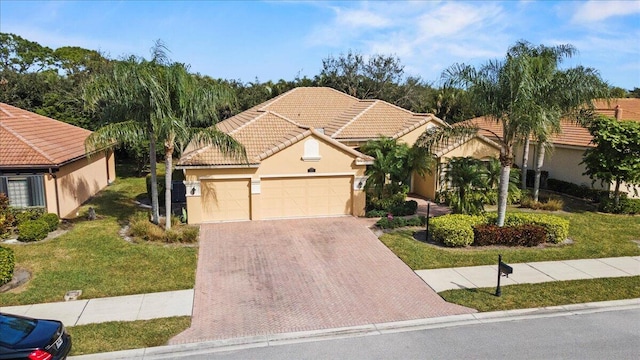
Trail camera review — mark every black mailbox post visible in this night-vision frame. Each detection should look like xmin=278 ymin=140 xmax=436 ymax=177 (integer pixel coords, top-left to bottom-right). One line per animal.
xmin=495 ymin=254 xmax=513 ymax=297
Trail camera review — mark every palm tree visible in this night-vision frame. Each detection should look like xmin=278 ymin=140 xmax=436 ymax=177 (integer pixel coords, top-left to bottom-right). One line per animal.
xmin=508 ymin=41 xmax=609 ymax=201
xmin=85 ymin=41 xmax=245 ymax=229
xmin=443 ymin=157 xmax=488 ymax=215
xmin=360 ymin=137 xmax=433 ymax=203
xmin=436 ymin=41 xmax=608 ymax=225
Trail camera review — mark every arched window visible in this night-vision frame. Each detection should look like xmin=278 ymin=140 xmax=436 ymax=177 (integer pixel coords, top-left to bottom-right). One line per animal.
xmin=302 ymin=139 xmax=321 ymax=161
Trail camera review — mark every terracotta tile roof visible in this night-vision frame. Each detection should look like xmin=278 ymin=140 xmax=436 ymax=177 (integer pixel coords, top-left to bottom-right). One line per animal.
xmin=0 ymin=103 xmax=92 ymax=168
xmin=431 ymin=133 xmax=501 ymax=158
xmin=179 ymin=87 xmax=441 ymax=166
xmin=462 ymin=116 xmax=593 ymax=148
xmin=593 ymin=98 xmax=640 ymax=122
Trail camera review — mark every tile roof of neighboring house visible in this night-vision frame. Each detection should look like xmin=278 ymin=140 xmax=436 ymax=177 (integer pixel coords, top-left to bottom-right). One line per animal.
xmin=179 ymin=87 xmax=443 ymax=166
xmin=0 ymin=103 xmax=92 ymax=168
xmin=593 ymin=98 xmax=640 ymax=122
xmin=462 ymin=116 xmax=594 ymax=148
xmin=461 ymin=99 xmax=640 ymax=150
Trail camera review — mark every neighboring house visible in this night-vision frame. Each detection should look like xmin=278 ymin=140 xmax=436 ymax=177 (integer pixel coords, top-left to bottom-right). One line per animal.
xmin=462 ymin=98 xmax=640 ymax=198
xmin=177 ymin=87 xmax=500 ymax=223
xmin=0 ymin=103 xmax=116 ymax=218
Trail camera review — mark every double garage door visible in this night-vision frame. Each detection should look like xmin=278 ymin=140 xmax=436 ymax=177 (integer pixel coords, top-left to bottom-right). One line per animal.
xmin=201 ymin=176 xmax=352 ymax=222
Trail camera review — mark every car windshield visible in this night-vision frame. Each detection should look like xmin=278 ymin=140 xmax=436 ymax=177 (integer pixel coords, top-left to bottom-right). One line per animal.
xmin=0 ymin=314 xmax=37 ymax=346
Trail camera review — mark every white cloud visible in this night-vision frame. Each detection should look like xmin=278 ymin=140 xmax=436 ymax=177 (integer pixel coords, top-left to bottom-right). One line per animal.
xmin=333 ymin=7 xmax=391 ymax=29
xmin=571 ymin=0 xmax=640 ymax=23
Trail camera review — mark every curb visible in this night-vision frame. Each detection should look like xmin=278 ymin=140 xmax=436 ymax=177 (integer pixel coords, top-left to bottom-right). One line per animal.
xmin=69 ymin=298 xmax=640 ymax=359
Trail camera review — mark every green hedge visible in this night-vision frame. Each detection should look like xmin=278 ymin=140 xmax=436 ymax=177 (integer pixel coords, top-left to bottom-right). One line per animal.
xmin=0 ymin=246 xmax=14 ymax=286
xmin=17 ymin=219 xmax=50 ymax=242
xmin=599 ymin=197 xmax=640 ymax=215
xmin=376 ymin=216 xmax=425 ymax=229
xmin=546 ymin=178 xmax=614 ymax=202
xmin=40 ymin=213 xmax=60 ymax=232
xmin=429 ymin=214 xmax=486 ymax=247
xmin=485 ymin=212 xmax=569 ymax=244
xmin=473 ymin=224 xmax=547 ymax=247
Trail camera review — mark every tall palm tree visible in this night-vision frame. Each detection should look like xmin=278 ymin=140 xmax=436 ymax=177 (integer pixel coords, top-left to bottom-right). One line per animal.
xmin=508 ymin=41 xmax=609 ymax=201
xmin=85 ymin=42 xmax=245 ymax=229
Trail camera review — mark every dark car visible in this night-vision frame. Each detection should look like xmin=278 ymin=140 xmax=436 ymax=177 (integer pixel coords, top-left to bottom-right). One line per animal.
xmin=0 ymin=312 xmax=71 ymax=360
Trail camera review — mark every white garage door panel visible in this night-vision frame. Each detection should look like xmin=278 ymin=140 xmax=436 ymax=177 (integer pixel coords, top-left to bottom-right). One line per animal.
xmin=261 ymin=176 xmax=352 ymax=219
xmin=201 ymin=179 xmax=250 ymax=221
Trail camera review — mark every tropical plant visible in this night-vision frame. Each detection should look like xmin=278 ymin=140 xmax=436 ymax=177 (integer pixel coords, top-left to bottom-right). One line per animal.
xmin=435 ymin=41 xmax=607 ymax=226
xmin=442 ymin=157 xmax=489 ymax=215
xmin=507 ymin=41 xmax=609 ymax=201
xmin=582 ymin=116 xmax=640 ymax=206
xmin=360 ymin=137 xmax=433 ymax=205
xmin=85 ymin=41 xmax=245 ymax=229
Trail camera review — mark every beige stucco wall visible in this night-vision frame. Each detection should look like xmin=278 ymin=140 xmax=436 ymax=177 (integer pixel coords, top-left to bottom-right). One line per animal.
xmin=54 ymin=152 xmax=112 ymax=218
xmin=411 ymin=137 xmax=501 ymax=200
xmin=183 ymin=134 xmax=368 ymax=223
xmin=398 ymin=122 xmax=435 ymax=147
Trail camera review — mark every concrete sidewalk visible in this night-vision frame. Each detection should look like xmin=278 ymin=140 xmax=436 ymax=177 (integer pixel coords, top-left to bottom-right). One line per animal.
xmin=416 ymin=256 xmax=640 ymax=292
xmin=0 ymin=289 xmax=193 ymax=326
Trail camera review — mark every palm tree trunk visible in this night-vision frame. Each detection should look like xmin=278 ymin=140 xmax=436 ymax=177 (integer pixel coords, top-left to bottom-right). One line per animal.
xmin=497 ymin=151 xmax=512 ymax=227
xmin=149 ymin=132 xmax=160 ymax=225
xmin=164 ymin=142 xmax=174 ymax=230
xmin=521 ymin=136 xmax=530 ymax=191
xmin=533 ymin=142 xmax=546 ymax=202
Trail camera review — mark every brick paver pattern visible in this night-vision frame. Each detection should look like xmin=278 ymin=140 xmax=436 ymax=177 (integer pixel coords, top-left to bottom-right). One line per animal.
xmin=170 ymin=217 xmax=474 ymax=343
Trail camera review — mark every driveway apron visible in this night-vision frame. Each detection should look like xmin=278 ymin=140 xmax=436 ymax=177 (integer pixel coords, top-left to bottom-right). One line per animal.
xmin=170 ymin=217 xmax=474 ymax=343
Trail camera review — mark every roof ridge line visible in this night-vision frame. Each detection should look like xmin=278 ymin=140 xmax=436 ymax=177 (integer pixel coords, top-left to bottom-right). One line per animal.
xmin=257 ymin=87 xmax=300 ymax=111
xmin=268 ymin=111 xmax=310 ymax=129
xmin=258 ymin=129 xmax=312 ymax=161
xmin=0 ymin=121 xmax=56 ymax=163
xmin=229 ymin=111 xmax=270 ymax=135
xmin=331 ymin=100 xmax=379 ymax=138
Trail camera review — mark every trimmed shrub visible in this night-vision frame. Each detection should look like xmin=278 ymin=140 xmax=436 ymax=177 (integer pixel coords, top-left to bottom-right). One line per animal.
xmin=520 ymin=197 xmax=564 ymax=211
xmin=376 ymin=215 xmax=425 ymax=229
xmin=546 ymin=178 xmax=613 ymax=202
xmin=40 ymin=213 xmax=60 ymax=232
xmin=17 ymin=219 xmax=50 ymax=242
xmin=473 ymin=224 xmax=547 ymax=247
xmin=599 ymin=197 xmax=640 ymax=215
xmin=0 ymin=246 xmax=15 ymax=286
xmin=430 ymin=214 xmax=486 ymax=247
xmin=0 ymin=193 xmax=14 ymax=237
xmin=388 ymin=200 xmax=418 ymax=216
xmin=12 ymin=208 xmax=45 ymax=226
xmin=366 ymin=209 xmax=387 ymax=218
xmin=485 ymin=212 xmax=569 ymax=244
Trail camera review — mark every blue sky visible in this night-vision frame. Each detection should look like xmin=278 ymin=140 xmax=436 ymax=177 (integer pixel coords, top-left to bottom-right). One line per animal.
xmin=1 ymin=0 xmax=639 ymax=89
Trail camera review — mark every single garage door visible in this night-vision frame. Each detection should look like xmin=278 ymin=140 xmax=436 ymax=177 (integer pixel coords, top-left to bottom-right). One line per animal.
xmin=201 ymin=179 xmax=250 ymax=221
xmin=261 ymin=176 xmax=352 ymax=219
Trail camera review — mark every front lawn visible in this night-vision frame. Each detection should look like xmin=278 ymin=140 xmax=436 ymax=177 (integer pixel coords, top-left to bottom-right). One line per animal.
xmin=0 ymin=164 xmax=197 ymax=306
xmin=380 ymin=210 xmax=640 ymax=270
xmin=439 ymin=276 xmax=640 ymax=312
xmin=68 ymin=316 xmax=191 ymax=356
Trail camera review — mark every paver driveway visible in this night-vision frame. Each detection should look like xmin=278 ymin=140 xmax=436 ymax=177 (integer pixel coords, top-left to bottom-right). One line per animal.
xmin=170 ymin=217 xmax=474 ymax=343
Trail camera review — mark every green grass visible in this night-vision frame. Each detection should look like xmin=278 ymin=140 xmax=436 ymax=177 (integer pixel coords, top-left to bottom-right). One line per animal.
xmin=380 ymin=210 xmax=640 ymax=270
xmin=0 ymin=163 xmax=197 ymax=306
xmin=67 ymin=316 xmax=191 ymax=356
xmin=440 ymin=276 xmax=640 ymax=312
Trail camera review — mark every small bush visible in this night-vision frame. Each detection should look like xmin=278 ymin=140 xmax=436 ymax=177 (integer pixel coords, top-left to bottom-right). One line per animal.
xmin=366 ymin=209 xmax=387 ymax=218
xmin=388 ymin=200 xmax=418 ymax=216
xmin=17 ymin=219 xmax=50 ymax=242
xmin=599 ymin=197 xmax=640 ymax=215
xmin=430 ymin=214 xmax=486 ymax=247
xmin=40 ymin=213 xmax=60 ymax=232
xmin=520 ymin=197 xmax=564 ymax=211
xmin=0 ymin=246 xmax=15 ymax=286
xmin=546 ymin=178 xmax=613 ymax=202
xmin=128 ymin=211 xmax=199 ymax=243
xmin=485 ymin=212 xmax=569 ymax=244
xmin=376 ymin=215 xmax=425 ymax=229
xmin=473 ymin=224 xmax=547 ymax=247
xmin=0 ymin=193 xmax=14 ymax=236
xmin=179 ymin=225 xmax=200 ymax=243
xmin=13 ymin=208 xmax=45 ymax=226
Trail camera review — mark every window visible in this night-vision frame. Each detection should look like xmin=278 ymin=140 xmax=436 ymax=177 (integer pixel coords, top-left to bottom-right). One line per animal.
xmin=0 ymin=175 xmax=46 ymax=208
xmin=302 ymin=139 xmax=321 ymax=161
